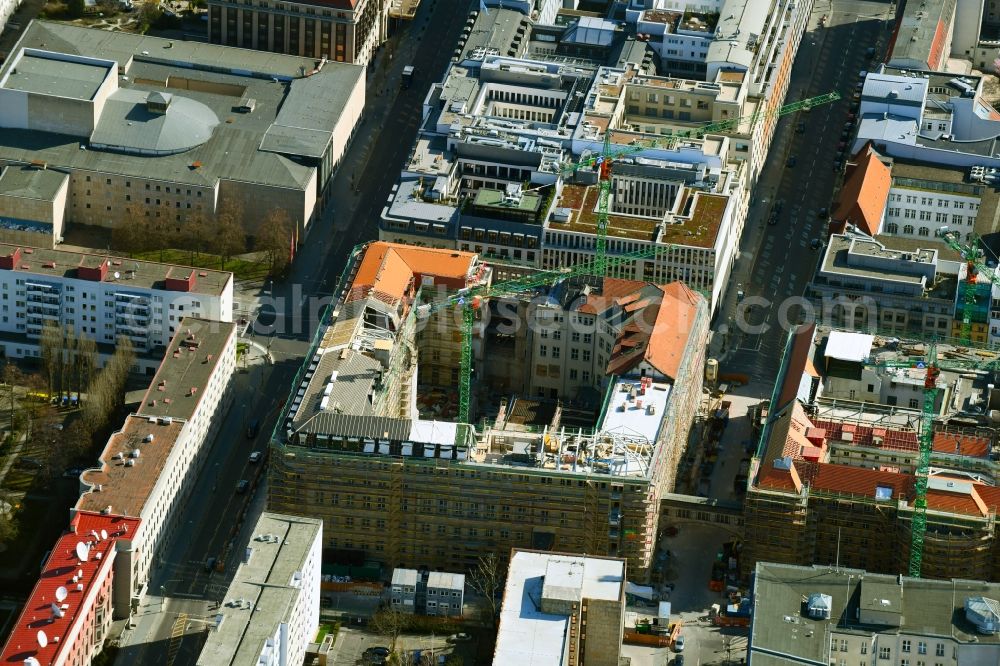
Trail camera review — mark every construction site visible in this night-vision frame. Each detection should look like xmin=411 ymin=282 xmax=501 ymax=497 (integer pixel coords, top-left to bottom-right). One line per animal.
xmin=267 ymin=241 xmax=711 ymax=580
xmin=744 ymin=324 xmax=1000 ymax=582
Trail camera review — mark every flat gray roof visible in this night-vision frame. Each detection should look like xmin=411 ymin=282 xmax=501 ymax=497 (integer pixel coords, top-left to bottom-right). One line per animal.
xmin=0 ymin=21 xmax=364 ymax=188
xmin=0 ymin=165 xmax=68 ymax=201
xmin=2 ymin=51 xmax=110 ymax=100
xmin=0 ymin=243 xmax=232 ymax=295
xmin=460 ymin=8 xmax=529 ymax=61
xmin=750 ymin=562 xmax=1000 ymax=665
xmin=137 ymin=317 xmax=236 ymax=421
xmin=196 ymin=512 xmax=322 ymax=666
xmin=89 ymin=89 xmax=219 ymax=155
xmin=820 ymin=235 xmax=934 ymax=286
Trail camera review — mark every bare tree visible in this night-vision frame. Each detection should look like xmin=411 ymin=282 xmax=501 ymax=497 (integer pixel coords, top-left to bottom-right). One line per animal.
xmin=214 ymin=201 xmax=247 ymax=267
xmin=75 ymin=334 xmax=98 ymax=398
xmin=256 ymin=208 xmax=294 ymax=275
xmin=371 ymin=608 xmax=408 ymax=655
xmin=469 ymin=552 xmax=505 ymax=627
xmin=81 ymin=336 xmax=133 ymax=435
xmin=0 ymin=499 xmax=18 ymax=544
xmin=40 ymin=320 xmax=62 ymax=398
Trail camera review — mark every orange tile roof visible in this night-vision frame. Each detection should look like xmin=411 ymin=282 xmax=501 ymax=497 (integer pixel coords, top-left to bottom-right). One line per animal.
xmin=1 ymin=512 xmax=140 ymax=665
xmin=931 ymin=432 xmax=991 ymax=458
xmin=775 ymin=324 xmax=816 ymax=411
xmin=350 ymin=242 xmax=478 ymax=304
xmin=758 ymin=461 xmax=802 ymax=492
xmin=810 ymin=463 xmax=911 ymax=499
xmin=575 ymin=277 xmax=650 ymax=315
xmin=832 ymin=145 xmax=891 ymax=236
xmin=605 ymin=282 xmax=704 ymax=380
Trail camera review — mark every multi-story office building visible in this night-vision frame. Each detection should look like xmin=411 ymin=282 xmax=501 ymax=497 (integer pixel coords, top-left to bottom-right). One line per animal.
xmin=853 ymin=67 xmax=1000 ymax=170
xmin=0 ymin=22 xmax=364 ymax=242
xmin=0 ymin=244 xmax=232 ymax=365
xmin=269 ymin=241 xmax=710 ymax=580
xmin=748 ymin=562 xmax=1000 ymax=666
xmin=887 ymin=0 xmax=957 ymax=71
xmin=881 ymin=160 xmax=1000 ymax=242
xmin=0 ymin=512 xmax=141 ymax=666
xmin=742 ymin=324 xmax=1000 ymax=581
xmin=76 ymin=318 xmax=236 ymax=612
xmin=196 ymin=513 xmax=323 ymax=666
xmin=494 ymin=549 xmax=626 ymax=666
xmin=207 ymin=0 xmax=387 ymax=66
xmin=806 ymin=233 xmax=961 ymax=339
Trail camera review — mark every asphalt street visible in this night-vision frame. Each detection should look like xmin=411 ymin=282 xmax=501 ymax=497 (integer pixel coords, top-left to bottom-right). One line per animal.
xmin=111 ymin=2 xmax=475 ymax=663
xmin=716 ymin=0 xmax=894 ymax=385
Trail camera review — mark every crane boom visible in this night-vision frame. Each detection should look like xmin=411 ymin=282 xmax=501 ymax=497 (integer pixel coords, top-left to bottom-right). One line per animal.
xmin=418 ymin=247 xmax=663 ymax=423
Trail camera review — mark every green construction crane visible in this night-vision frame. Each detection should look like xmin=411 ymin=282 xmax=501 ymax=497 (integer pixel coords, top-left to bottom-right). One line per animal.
xmin=867 ymin=339 xmax=1000 ymax=576
xmin=419 ymin=247 xmax=660 ymax=423
xmin=936 ymin=228 xmax=1000 ymax=344
xmin=562 ymin=92 xmax=841 ymax=276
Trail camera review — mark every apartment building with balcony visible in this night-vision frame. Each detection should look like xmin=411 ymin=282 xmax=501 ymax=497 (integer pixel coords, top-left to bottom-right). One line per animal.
xmin=76 ymin=318 xmax=237 ymax=612
xmin=0 ymin=245 xmax=232 ymax=368
xmin=0 ymin=512 xmax=141 ymax=666
xmin=268 ymin=241 xmax=710 ymax=580
xmin=208 ymin=0 xmax=387 ymax=66
xmin=0 ymin=23 xmax=364 ymax=242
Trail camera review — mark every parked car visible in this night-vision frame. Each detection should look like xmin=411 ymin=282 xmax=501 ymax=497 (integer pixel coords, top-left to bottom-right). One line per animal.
xmin=63 ymin=467 xmax=84 ymax=478
xmin=675 ymin=635 xmax=685 ymax=652
xmin=785 ymin=155 xmax=797 ymax=168
xmin=810 ymin=238 xmax=823 ymax=250
xmin=204 ymin=556 xmax=217 ymax=572
xmin=246 ymin=420 xmax=260 ymax=439
xmin=249 ymin=451 xmax=263 ymax=463
xmin=446 ymin=633 xmax=472 ymax=643
xmin=236 ymin=480 xmax=250 ymax=494
xmin=796 ymin=121 xmax=806 ymax=133
xmin=363 ymin=646 xmax=391 ymax=665
xmin=817 ymin=207 xmax=828 ymax=218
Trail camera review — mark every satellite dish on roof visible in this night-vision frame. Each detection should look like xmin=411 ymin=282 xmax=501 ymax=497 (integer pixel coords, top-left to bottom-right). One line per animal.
xmin=25 ymin=658 xmax=41 ymax=666
xmin=36 ymin=630 xmax=48 ymax=648
xmin=75 ymin=542 xmax=89 ymax=562
xmin=100 ymin=529 xmax=108 ymax=541
xmin=55 ymin=586 xmax=68 ymax=602
xmin=114 ymin=272 xmax=121 ymax=280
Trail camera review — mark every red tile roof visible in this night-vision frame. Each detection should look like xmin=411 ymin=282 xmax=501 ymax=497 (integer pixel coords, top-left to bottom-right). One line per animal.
xmin=833 ymin=144 xmax=891 ymax=236
xmin=811 ymin=418 xmax=919 ymax=452
xmin=931 ymin=432 xmax=991 ymax=458
xmin=1 ymin=512 xmax=141 ymax=665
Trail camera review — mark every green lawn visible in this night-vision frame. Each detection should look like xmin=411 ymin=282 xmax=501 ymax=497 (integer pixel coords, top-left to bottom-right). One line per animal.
xmin=315 ymin=622 xmax=339 ymax=644
xmin=132 ymin=249 xmax=269 ymax=281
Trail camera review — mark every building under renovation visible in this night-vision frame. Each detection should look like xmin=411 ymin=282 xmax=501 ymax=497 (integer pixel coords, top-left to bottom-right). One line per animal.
xmin=268 ymin=241 xmax=709 ymax=579
xmin=743 ymin=324 xmax=1000 ymax=581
